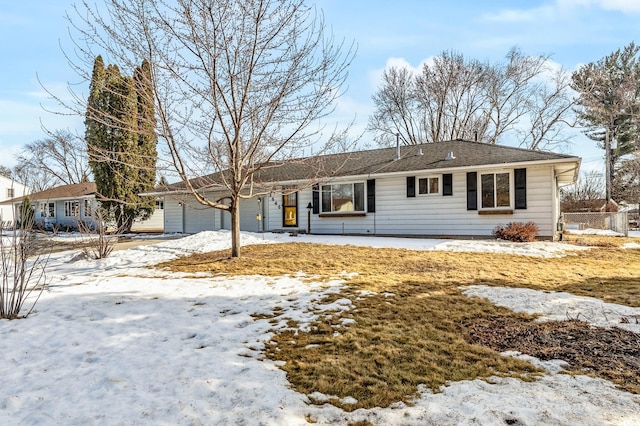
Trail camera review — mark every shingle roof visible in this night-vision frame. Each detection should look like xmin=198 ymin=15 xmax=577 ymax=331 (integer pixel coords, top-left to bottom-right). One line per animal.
xmin=160 ymin=139 xmax=580 ymax=193
xmin=6 ymin=182 xmax=97 ymax=203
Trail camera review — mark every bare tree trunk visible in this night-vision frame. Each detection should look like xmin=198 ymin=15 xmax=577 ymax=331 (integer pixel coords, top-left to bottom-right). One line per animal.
xmin=231 ymin=203 xmax=241 ymax=258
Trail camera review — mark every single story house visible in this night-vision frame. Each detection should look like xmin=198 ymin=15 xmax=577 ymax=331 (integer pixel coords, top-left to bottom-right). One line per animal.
xmin=7 ymin=182 xmax=164 ymax=232
xmin=0 ymin=175 xmax=30 ymax=225
xmin=150 ymin=139 xmax=581 ymax=240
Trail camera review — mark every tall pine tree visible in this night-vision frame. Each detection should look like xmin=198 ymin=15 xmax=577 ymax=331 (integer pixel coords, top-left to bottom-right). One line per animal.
xmin=132 ymin=59 xmax=158 ymax=221
xmin=571 ymin=43 xmax=640 ymax=202
xmin=85 ymin=56 xmax=158 ymax=231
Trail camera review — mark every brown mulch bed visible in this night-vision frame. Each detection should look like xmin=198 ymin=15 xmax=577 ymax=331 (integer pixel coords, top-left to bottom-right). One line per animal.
xmin=461 ymin=317 xmax=640 ymax=394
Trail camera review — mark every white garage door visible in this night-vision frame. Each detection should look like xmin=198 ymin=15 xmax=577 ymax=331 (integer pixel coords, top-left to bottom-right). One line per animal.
xmin=183 ymin=203 xmax=216 ymax=234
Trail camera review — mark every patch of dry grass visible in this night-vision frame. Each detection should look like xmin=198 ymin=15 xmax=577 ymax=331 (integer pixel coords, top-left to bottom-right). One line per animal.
xmin=159 ymin=239 xmax=640 ymax=410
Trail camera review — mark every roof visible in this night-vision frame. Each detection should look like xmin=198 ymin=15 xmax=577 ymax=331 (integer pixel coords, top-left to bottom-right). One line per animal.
xmin=6 ymin=182 xmax=97 ymax=203
xmin=157 ymin=139 xmax=581 ymax=193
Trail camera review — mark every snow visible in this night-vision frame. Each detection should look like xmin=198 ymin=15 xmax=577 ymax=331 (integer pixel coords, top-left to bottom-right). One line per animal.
xmin=1 ymin=230 xmax=639 ymax=425
xmin=464 ymin=286 xmax=640 ymax=333
xmin=566 ymin=228 xmax=625 ymax=236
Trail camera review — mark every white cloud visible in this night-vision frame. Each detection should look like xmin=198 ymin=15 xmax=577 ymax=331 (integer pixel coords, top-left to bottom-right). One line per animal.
xmin=367 ymin=56 xmax=435 ymax=93
xmin=558 ymin=0 xmax=640 ymax=13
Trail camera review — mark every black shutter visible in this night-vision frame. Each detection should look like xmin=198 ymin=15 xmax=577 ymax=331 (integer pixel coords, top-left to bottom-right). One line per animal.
xmin=515 ymin=168 xmax=527 ymax=209
xmin=466 ymin=172 xmax=477 ymax=210
xmin=312 ymin=184 xmax=319 ymax=214
xmin=442 ymin=173 xmax=453 ymax=196
xmin=367 ymin=179 xmax=376 ymax=213
xmin=406 ymin=176 xmax=416 ymax=198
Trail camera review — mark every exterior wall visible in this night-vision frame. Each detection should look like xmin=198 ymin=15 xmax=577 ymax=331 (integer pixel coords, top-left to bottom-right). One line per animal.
xmin=28 ymin=196 xmax=98 ymax=231
xmin=0 ymin=176 xmax=29 ymax=223
xmin=239 ymin=197 xmax=263 ymax=233
xmin=131 ymin=204 xmax=165 ymax=232
xmin=163 ymin=196 xmax=184 ymax=233
xmin=303 ymin=164 xmax=558 ymax=238
xmin=169 ymin=163 xmax=563 ymax=239
xmin=183 ymin=201 xmax=217 ymax=234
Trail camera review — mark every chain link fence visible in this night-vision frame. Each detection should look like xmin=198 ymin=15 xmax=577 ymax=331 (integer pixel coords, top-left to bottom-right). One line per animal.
xmin=561 ymin=212 xmax=628 ymax=236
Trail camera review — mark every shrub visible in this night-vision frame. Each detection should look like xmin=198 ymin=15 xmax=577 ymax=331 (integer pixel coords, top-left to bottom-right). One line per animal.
xmin=77 ymin=208 xmax=127 ymax=259
xmin=0 ymin=217 xmax=49 ymax=319
xmin=493 ymin=222 xmax=539 ymax=242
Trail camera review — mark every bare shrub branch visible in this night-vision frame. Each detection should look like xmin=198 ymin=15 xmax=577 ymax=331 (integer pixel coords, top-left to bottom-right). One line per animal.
xmin=0 ymin=214 xmax=49 ymax=319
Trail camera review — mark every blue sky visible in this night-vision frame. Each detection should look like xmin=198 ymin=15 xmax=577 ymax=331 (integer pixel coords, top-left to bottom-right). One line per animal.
xmin=1 ymin=0 xmax=639 ymax=173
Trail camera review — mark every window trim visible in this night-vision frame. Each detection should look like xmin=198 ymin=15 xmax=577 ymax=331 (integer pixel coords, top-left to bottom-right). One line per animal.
xmin=282 ymin=188 xmax=298 ymax=227
xmin=83 ymin=199 xmax=92 ymax=217
xmin=417 ymin=176 xmax=440 ymax=196
xmin=320 ymin=182 xmax=366 ymax=214
xmin=64 ymin=200 xmax=80 ymax=217
xmin=479 ymin=170 xmax=513 ymax=210
xmin=39 ymin=202 xmax=55 ymax=218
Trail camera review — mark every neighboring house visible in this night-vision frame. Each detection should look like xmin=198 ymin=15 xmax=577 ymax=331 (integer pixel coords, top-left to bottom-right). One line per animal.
xmin=7 ymin=182 xmax=164 ymax=232
xmin=0 ymin=175 xmax=30 ymax=224
xmin=149 ymin=139 xmax=581 ymax=240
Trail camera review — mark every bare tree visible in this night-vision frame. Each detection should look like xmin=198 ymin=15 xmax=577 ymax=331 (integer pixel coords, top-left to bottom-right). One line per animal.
xmin=517 ymin=67 xmax=576 ymax=151
xmin=560 ymin=170 xmax=605 ymax=212
xmin=63 ymin=0 xmax=354 ymax=257
xmin=0 ymin=166 xmax=11 ymax=179
xmin=369 ymin=48 xmax=575 ymax=150
xmin=14 ymin=129 xmax=90 ymax=191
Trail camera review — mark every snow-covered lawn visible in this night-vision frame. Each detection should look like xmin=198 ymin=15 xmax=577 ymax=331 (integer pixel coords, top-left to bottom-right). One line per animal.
xmin=1 ymin=231 xmax=639 ymax=425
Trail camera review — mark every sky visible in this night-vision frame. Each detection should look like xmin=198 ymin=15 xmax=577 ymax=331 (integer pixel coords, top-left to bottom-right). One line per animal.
xmin=1 ymin=0 xmax=639 ymax=174
xmin=1 ymin=229 xmax=639 ymax=424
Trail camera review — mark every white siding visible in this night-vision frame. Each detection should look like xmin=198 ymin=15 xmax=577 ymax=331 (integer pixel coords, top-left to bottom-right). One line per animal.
xmin=0 ymin=176 xmax=30 ymax=223
xmin=132 ymin=208 xmax=164 ymax=232
xmin=173 ymin=164 xmax=564 ymax=239
xmin=263 ymin=190 xmax=314 ymax=233
xmin=304 ymin=165 xmax=558 ymax=238
xmin=183 ymin=201 xmax=216 ymax=234
xmin=239 ymin=197 xmax=263 ymax=233
xmin=163 ymin=197 xmax=184 ymax=233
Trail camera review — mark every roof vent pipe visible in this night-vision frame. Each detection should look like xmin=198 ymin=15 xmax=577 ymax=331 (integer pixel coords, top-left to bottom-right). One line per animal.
xmin=417 ymin=148 xmax=423 ymax=156
xmin=474 ymin=130 xmax=478 ymax=142
xmin=445 ymin=151 xmax=456 ymax=161
xmin=395 ymin=133 xmax=401 ymax=160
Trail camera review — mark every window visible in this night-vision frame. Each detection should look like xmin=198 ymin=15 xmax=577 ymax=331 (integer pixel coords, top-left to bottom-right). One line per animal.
xmin=282 ymin=189 xmax=298 ymax=227
xmin=321 ymin=183 xmax=365 ymax=213
xmin=418 ymin=177 xmax=439 ymax=195
xmin=7 ymin=188 xmax=14 ymax=199
xmin=156 ymin=200 xmax=164 ymax=210
xmin=65 ymin=200 xmax=80 ymax=217
xmin=39 ymin=202 xmax=55 ymax=218
xmin=481 ymin=172 xmax=510 ymax=209
xmin=83 ymin=199 xmax=92 ymax=217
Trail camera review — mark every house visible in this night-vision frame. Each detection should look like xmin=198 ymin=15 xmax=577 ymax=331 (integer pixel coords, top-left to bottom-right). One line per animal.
xmin=7 ymin=182 xmax=164 ymax=232
xmin=151 ymin=139 xmax=581 ymax=240
xmin=0 ymin=175 xmax=30 ymax=225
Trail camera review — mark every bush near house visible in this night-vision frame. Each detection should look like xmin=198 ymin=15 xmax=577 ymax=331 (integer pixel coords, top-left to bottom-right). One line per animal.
xmin=493 ymin=222 xmax=539 ymax=242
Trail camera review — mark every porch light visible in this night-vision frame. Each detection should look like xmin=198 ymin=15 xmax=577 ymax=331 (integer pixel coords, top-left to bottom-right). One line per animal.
xmin=306 ymin=202 xmax=313 ymax=234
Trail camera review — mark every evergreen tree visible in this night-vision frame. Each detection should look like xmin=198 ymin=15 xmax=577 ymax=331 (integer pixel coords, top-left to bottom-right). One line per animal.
xmin=132 ymin=59 xmax=158 ymax=221
xmin=85 ymin=56 xmax=158 ymax=231
xmin=571 ymin=43 xmax=640 ymax=202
